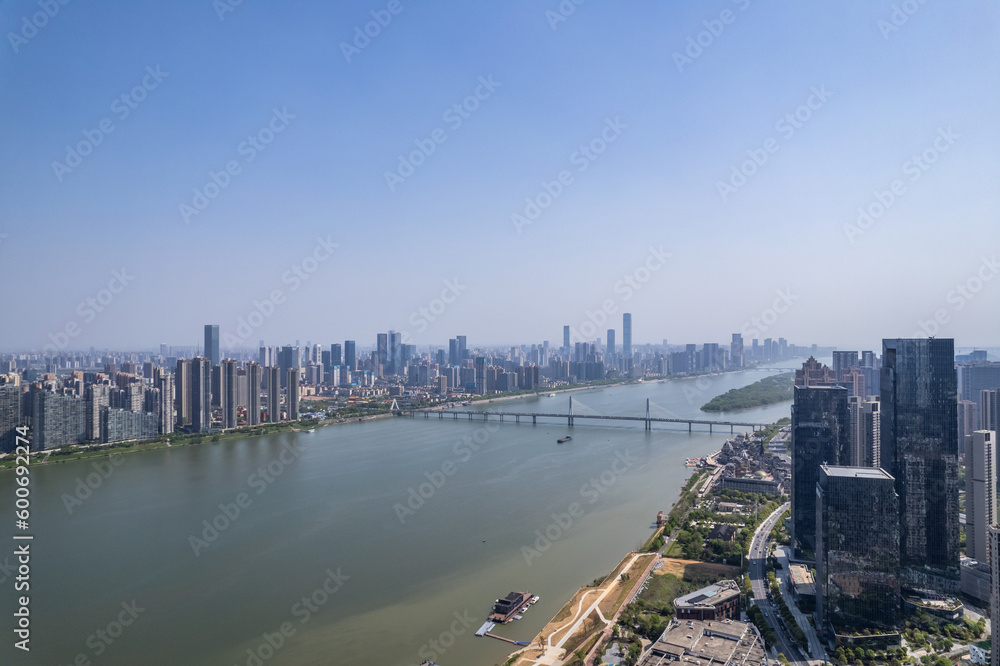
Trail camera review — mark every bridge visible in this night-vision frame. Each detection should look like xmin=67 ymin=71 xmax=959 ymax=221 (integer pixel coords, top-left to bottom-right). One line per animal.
xmin=400 ymin=396 xmax=779 ymax=434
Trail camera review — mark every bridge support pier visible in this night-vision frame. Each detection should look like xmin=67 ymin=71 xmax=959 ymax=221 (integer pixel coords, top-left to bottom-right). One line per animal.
xmin=731 ymin=424 xmax=734 ymax=434
xmin=688 ymin=422 xmax=692 ymax=433
xmin=424 ymin=412 xmax=428 ymax=419
xmin=532 ymin=415 xmax=536 ymax=425
xmin=709 ymin=423 xmax=713 ymax=434
xmin=516 ymin=415 xmax=519 ymax=424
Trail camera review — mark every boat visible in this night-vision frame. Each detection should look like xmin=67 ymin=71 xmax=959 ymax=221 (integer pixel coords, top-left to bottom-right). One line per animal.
xmin=548 ymin=393 xmax=556 ymax=397
xmin=489 ymin=591 xmax=533 ymax=624
xmin=530 ymin=596 xmax=539 ymax=604
xmin=557 ymin=436 xmax=572 ymax=443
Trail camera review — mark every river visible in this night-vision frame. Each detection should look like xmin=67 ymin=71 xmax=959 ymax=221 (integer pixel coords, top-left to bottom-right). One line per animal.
xmin=0 ymin=364 xmax=800 ymax=666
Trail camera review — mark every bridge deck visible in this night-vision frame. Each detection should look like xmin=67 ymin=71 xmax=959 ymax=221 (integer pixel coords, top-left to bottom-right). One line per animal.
xmin=405 ymin=409 xmax=775 ymax=429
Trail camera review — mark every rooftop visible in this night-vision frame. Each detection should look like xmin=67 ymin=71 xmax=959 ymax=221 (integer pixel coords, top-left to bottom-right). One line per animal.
xmin=820 ymin=465 xmax=895 ymax=480
xmin=675 ymin=580 xmax=741 ymax=609
xmin=639 ymin=618 xmax=766 ymax=666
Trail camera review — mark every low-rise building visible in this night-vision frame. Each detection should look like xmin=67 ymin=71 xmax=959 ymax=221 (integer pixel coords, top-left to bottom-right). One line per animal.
xmin=788 ymin=564 xmax=816 ymax=612
xmin=970 ymin=639 xmax=990 ymax=665
xmin=674 ymin=580 xmax=741 ymax=621
xmin=638 ymin=618 xmax=766 ymax=666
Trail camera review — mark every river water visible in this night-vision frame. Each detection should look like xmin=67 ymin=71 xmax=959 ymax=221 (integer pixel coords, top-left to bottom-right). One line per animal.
xmin=0 ymin=365 xmax=799 ymax=666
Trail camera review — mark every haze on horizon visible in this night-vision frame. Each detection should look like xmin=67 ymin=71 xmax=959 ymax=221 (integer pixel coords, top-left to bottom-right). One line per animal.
xmin=1 ymin=1 xmax=998 ymax=352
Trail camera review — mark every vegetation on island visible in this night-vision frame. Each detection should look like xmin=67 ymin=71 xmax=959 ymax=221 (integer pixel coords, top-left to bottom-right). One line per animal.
xmin=700 ymin=372 xmax=794 ymax=413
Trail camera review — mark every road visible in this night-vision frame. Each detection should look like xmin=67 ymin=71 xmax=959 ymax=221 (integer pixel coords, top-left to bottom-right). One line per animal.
xmin=748 ymin=502 xmax=812 ymax=666
xmin=774 ymin=546 xmax=826 ymax=660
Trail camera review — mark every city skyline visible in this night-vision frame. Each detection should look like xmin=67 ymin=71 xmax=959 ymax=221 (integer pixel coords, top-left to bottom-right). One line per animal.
xmin=1 ymin=2 xmax=998 ymax=351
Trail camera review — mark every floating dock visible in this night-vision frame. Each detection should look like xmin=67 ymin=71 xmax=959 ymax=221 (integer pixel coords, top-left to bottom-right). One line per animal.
xmin=475 ymin=622 xmax=495 ymax=637
xmin=483 ymin=632 xmax=530 ymax=645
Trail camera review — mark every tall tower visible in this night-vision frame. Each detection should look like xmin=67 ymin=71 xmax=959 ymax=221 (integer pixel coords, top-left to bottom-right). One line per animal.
xmin=966 ymin=430 xmax=996 ymax=563
xmin=154 ymin=369 xmax=174 ymax=435
xmin=204 ymin=325 xmax=220 ymax=366
xmin=246 ymin=362 xmax=262 ymax=426
xmin=174 ymin=359 xmax=192 ymax=429
xmin=606 ymin=329 xmax=616 ymax=360
xmin=475 ymin=357 xmax=487 ymax=395
xmin=191 ymin=356 xmax=212 ymax=433
xmin=344 ymin=340 xmax=356 ymax=370
xmin=881 ymin=338 xmax=959 ymax=590
xmin=286 ymin=368 xmax=300 ymax=422
xmin=730 ymin=333 xmax=744 ymax=369
xmin=456 ymin=335 xmax=467 ymax=362
xmin=622 ymin=313 xmax=632 ymax=359
xmin=266 ymin=366 xmax=281 ymax=422
xmin=791 ymin=384 xmax=850 ymax=560
xmin=220 ymin=359 xmax=238 ymax=429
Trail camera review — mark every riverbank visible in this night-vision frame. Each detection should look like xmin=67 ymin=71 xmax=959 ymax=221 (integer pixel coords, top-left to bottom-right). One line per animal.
xmin=700 ymin=372 xmax=794 ymax=413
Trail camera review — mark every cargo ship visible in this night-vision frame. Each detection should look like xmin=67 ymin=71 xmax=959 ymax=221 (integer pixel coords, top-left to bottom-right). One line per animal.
xmin=557 ymin=436 xmax=572 ymax=443
xmin=489 ymin=591 xmax=534 ymax=624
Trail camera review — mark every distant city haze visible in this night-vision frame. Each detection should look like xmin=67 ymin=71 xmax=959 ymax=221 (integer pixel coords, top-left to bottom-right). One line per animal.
xmin=1 ymin=2 xmax=998 ymax=350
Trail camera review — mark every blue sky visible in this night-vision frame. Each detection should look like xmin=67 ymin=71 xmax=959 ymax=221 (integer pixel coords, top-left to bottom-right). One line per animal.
xmin=1 ymin=0 xmax=998 ymax=352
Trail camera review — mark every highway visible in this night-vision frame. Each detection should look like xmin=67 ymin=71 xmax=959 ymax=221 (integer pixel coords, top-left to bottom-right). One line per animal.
xmin=748 ymin=502 xmax=813 ymax=666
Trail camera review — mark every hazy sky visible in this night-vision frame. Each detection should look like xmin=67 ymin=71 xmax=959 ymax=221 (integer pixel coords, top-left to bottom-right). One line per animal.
xmin=1 ymin=0 xmax=998 ymax=352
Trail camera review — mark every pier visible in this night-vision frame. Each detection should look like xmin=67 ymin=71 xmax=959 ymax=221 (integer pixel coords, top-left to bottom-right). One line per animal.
xmin=401 ymin=397 xmax=777 ymax=434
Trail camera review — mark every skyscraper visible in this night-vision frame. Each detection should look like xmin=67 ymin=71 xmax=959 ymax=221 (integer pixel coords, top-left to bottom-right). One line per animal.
xmin=881 ymin=338 xmax=959 ymax=590
xmin=377 ymin=333 xmax=388 ymax=372
xmin=191 ymin=356 xmax=212 ymax=433
xmin=990 ymin=525 xmax=1000 ymax=666
xmin=266 ymin=366 xmax=281 ymax=422
xmin=344 ymin=340 xmax=356 ymax=370
xmin=330 ymin=343 xmax=342 ymax=367
xmin=174 ymin=359 xmax=192 ymax=429
xmin=982 ymin=388 xmax=1000 ymax=432
xmin=831 ymin=351 xmax=859 ymax=381
xmin=475 ymin=357 xmax=487 ymax=395
xmin=606 ymin=329 xmax=616 ymax=360
xmin=154 ymin=369 xmax=174 ymax=435
xmin=220 ymin=359 xmax=238 ymax=429
xmin=448 ymin=339 xmax=459 ymax=366
xmin=966 ymin=430 xmax=996 ymax=564
xmin=389 ymin=331 xmax=402 ymax=375
xmin=286 ymin=368 xmax=300 ymax=421
xmin=456 ymin=335 xmax=467 ymax=363
xmin=622 ymin=314 xmax=632 ymax=358
xmin=562 ymin=326 xmax=570 ymax=350
xmin=204 ymin=325 xmax=220 ymax=366
xmin=85 ymin=383 xmax=109 ymax=442
xmin=246 ymin=362 xmax=262 ymax=426
xmin=791 ymin=384 xmax=850 ymax=560
xmin=730 ymin=333 xmax=744 ymax=369
xmin=1 ymin=385 xmax=22 ymax=453
xmin=816 ymin=465 xmax=900 ymax=633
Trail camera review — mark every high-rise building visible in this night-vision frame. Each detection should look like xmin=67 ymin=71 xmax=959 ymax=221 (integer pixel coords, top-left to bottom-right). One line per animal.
xmin=475 ymin=357 xmax=487 ymax=395
xmin=154 ymin=369 xmax=174 ymax=435
xmin=606 ymin=329 xmax=616 ymax=360
xmin=791 ymin=384 xmax=850 ymax=560
xmin=286 ymin=368 xmax=300 ymax=421
xmin=957 ymin=361 xmax=1000 ymax=401
xmin=816 ymin=465 xmax=900 ymax=633
xmin=966 ymin=430 xmax=996 ymax=564
xmin=959 ymin=400 xmax=980 ymax=449
xmin=85 ymin=383 xmax=110 ymax=442
xmin=246 ymin=362 xmax=262 ymax=426
xmin=266 ymin=366 xmax=281 ymax=422
xmin=278 ymin=346 xmax=300 ymax=388
xmin=330 ymin=343 xmax=342 ymax=367
xmin=982 ymin=388 xmax=1000 ymax=432
xmin=204 ymin=325 xmax=220 ymax=366
xmin=220 ymin=359 xmax=238 ymax=429
xmin=344 ymin=340 xmax=356 ymax=370
xmin=456 ymin=336 xmax=467 ymax=363
xmin=881 ymin=338 xmax=959 ymax=591
xmin=448 ymin=339 xmax=459 ymax=366
xmin=730 ymin=334 xmax=744 ymax=369
xmin=832 ymin=351 xmax=859 ymax=380
xmin=174 ymin=359 xmax=192 ymax=429
xmin=389 ymin=331 xmax=402 ymax=374
xmin=190 ymin=357 xmax=212 ymax=433
xmin=622 ymin=314 xmax=632 ymax=358
xmin=377 ymin=333 xmax=388 ymax=372
xmin=29 ymin=387 xmax=86 ymax=450
xmin=562 ymin=326 xmax=570 ymax=350
xmin=0 ymin=385 xmax=23 ymax=453
xmin=990 ymin=525 xmax=1000 ymax=666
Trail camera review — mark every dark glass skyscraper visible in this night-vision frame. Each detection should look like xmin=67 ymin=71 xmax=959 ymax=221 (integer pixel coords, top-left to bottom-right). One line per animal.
xmin=881 ymin=338 xmax=959 ymax=591
xmin=622 ymin=313 xmax=632 ymax=358
xmin=344 ymin=340 xmax=356 ymax=370
xmin=816 ymin=465 xmax=901 ymax=633
xmin=791 ymin=384 xmax=850 ymax=560
xmin=203 ymin=325 xmax=220 ymax=366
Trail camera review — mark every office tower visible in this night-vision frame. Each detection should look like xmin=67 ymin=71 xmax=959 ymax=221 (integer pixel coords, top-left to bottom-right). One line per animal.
xmin=860 ymin=351 xmax=881 ymax=398
xmin=622 ymin=314 xmax=632 ymax=358
xmin=832 ymin=351 xmax=859 ymax=380
xmin=278 ymin=346 xmax=300 ymax=388
xmin=816 ymin=465 xmax=901 ymax=632
xmin=377 ymin=333 xmax=388 ymax=371
xmin=142 ymin=361 xmax=155 ymax=380
xmin=211 ymin=364 xmax=222 ymax=407
xmin=448 ymin=339 xmax=459 ymax=365
xmin=1 ymin=385 xmax=22 ymax=453
xmin=85 ymin=384 xmax=110 ymax=441
xmin=982 ymin=389 xmax=1000 ymax=432
xmin=475 ymin=357 xmax=487 ymax=395
xmin=286 ymin=368 xmax=300 ymax=421
xmin=219 ymin=359 xmax=237 ymax=429
xmin=456 ymin=335 xmax=467 ymax=363
xmin=344 ymin=340 xmax=356 ymax=370
xmin=991 ymin=526 xmax=1000 ymax=666
xmin=246 ymin=362 xmax=262 ymax=426
xmin=204 ymin=325 xmax=220 ymax=366
xmin=330 ymin=343 xmax=342 ymax=367
xmin=154 ymin=370 xmax=174 ymax=435
xmin=436 ymin=349 xmax=446 ymax=367
xmin=190 ymin=357 xmax=212 ymax=433
xmin=881 ymin=338 xmax=959 ymax=590
xmin=849 ymin=397 xmax=882 ymax=468
xmin=606 ymin=329 xmax=616 ymax=360
xmin=791 ymin=384 xmax=850 ymax=560
xmin=389 ymin=331 xmax=402 ymax=374
xmin=259 ymin=345 xmax=272 ymax=368
xmin=959 ymin=400 xmax=979 ymax=449
xmin=965 ymin=431 xmax=996 ymax=563
xmin=175 ymin=359 xmax=192 ymax=429
xmin=730 ymin=334 xmax=744 ymax=369
xmin=562 ymin=326 xmax=570 ymax=350
xmin=266 ymin=366 xmax=281 ymax=422
xmin=957 ymin=361 xmax=1000 ymax=401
